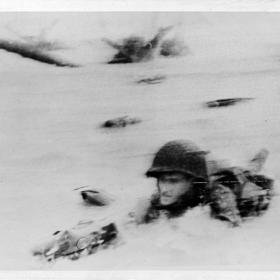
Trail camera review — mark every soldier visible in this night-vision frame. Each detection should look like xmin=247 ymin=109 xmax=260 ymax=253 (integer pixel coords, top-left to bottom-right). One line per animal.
xmin=134 ymin=140 xmax=273 ymax=226
xmin=34 ymin=140 xmax=274 ymax=261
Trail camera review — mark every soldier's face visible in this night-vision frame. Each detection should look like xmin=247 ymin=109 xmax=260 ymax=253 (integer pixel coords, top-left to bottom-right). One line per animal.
xmin=157 ymin=173 xmax=192 ymax=206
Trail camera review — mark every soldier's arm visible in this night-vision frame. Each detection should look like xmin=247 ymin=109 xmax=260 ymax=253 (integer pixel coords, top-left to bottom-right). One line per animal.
xmin=208 ymin=185 xmax=241 ymax=226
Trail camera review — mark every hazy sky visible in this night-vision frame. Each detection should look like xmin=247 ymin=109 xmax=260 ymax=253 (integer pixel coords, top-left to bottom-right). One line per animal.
xmin=0 ymin=12 xmax=280 ymax=43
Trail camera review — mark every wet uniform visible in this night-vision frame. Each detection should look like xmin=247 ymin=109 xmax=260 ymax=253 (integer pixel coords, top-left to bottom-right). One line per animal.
xmin=141 ymin=168 xmax=273 ymax=226
xmin=208 ymin=167 xmax=273 ymax=225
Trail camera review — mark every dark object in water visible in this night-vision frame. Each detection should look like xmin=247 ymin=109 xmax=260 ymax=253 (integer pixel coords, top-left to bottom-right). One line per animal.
xmin=105 ymin=26 xmax=172 ymax=64
xmin=206 ymin=98 xmax=254 ymax=108
xmin=81 ymin=189 xmax=112 ymax=206
xmin=0 ymin=39 xmax=78 ymax=67
xmin=160 ymin=38 xmax=188 ymax=57
xmin=137 ymin=75 xmax=166 ymax=85
xmin=33 ymin=222 xmax=118 ymax=261
xmin=107 ymin=51 xmax=133 ymax=64
xmin=102 ymin=116 xmax=141 ymax=128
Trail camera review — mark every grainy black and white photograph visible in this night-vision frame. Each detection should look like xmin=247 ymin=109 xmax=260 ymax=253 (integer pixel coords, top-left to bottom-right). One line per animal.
xmin=1 ymin=5 xmax=280 ymax=274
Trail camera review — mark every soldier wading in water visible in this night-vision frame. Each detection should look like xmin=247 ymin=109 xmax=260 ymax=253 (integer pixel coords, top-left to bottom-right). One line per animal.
xmin=135 ymin=140 xmax=273 ymax=226
xmin=34 ymin=139 xmax=274 ymax=261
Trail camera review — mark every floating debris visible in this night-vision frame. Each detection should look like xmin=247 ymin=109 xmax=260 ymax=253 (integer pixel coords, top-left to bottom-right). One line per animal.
xmin=33 ymin=222 xmax=118 ymax=261
xmin=81 ymin=189 xmax=113 ymax=206
xmin=137 ymin=75 xmax=166 ymax=85
xmin=0 ymin=39 xmax=78 ymax=67
xmin=102 ymin=116 xmax=142 ymax=128
xmin=104 ymin=26 xmax=172 ymax=64
xmin=206 ymin=98 xmax=254 ymax=108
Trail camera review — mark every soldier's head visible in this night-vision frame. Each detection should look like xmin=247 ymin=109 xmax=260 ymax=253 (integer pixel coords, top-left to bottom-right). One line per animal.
xmin=146 ymin=140 xmax=208 ymax=206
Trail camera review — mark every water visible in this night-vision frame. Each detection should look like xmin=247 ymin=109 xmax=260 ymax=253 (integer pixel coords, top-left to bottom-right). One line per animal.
xmin=0 ymin=13 xmax=280 ymax=269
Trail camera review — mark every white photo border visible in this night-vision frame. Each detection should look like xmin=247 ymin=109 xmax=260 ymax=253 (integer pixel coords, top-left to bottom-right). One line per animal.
xmin=0 ymin=0 xmax=279 ymax=12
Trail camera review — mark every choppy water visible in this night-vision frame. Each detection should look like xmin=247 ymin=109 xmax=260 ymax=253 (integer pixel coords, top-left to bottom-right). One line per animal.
xmin=1 ymin=13 xmax=280 ymax=269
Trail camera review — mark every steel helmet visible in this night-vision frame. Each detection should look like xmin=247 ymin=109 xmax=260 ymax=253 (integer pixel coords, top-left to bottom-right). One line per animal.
xmin=146 ymin=140 xmax=208 ymax=181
